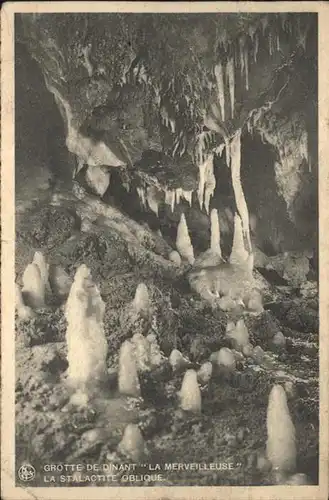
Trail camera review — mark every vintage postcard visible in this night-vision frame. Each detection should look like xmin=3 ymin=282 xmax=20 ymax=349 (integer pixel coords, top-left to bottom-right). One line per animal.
xmin=1 ymin=2 xmax=329 ymax=499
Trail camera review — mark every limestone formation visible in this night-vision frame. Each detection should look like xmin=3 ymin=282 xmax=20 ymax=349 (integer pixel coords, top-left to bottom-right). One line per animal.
xmin=118 ymin=423 xmax=145 ymax=461
xmin=118 ymin=340 xmax=141 ymax=398
xmin=65 ymin=264 xmax=108 ymax=392
xmin=22 ymin=263 xmax=45 ymax=309
xmin=266 ymin=384 xmax=297 ymax=473
xmin=176 ymin=213 xmax=194 ymax=265
xmin=179 ymin=369 xmax=202 ymax=413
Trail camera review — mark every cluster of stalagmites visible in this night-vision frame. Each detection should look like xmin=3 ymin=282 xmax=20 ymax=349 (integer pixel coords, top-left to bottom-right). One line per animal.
xmin=16 ymin=258 xmax=307 ymax=482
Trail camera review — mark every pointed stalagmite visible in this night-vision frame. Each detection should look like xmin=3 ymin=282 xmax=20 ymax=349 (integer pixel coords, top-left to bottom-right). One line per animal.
xmin=15 ymin=283 xmax=35 ymax=321
xmin=210 ymin=347 xmax=236 ymax=370
xmin=65 ymin=264 xmax=108 ymax=392
xmin=176 ymin=213 xmax=194 ymax=265
xmin=118 ymin=340 xmax=141 ymax=398
xmin=210 ymin=209 xmax=222 ymax=257
xmin=118 ymin=423 xmax=145 ymax=461
xmin=182 ymin=190 xmax=193 ymax=206
xmin=22 ymin=263 xmax=45 ymax=309
xmin=132 ymin=283 xmax=150 ymax=318
xmin=131 ymin=333 xmax=151 ymax=372
xmin=266 ymin=385 xmax=297 ymax=473
xmin=32 ymin=251 xmax=51 ymax=293
xmin=165 ymin=188 xmax=175 ymax=213
xmin=179 ymin=369 xmax=202 ymax=413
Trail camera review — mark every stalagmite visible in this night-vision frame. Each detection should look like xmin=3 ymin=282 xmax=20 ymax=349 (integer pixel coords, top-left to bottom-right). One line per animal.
xmin=182 ymin=190 xmax=193 ymax=206
xmin=176 ymin=213 xmax=195 ymax=265
xmin=85 ymin=166 xmax=110 ymax=197
xmin=131 ymin=333 xmax=151 ymax=372
xmin=230 ymin=130 xmax=252 ymax=253
xmin=118 ymin=340 xmax=141 ymax=398
xmin=239 ymin=37 xmax=245 ymax=78
xmin=146 ymin=186 xmax=159 ymax=216
xmin=65 ymin=264 xmax=108 ymax=392
xmin=169 ymin=349 xmax=190 ymax=371
xmin=247 ymin=289 xmax=264 ymax=313
xmin=32 ymin=251 xmax=51 ymax=293
xmin=137 ymin=187 xmax=146 ymax=208
xmin=165 ymin=188 xmax=175 ymax=213
xmin=198 ymin=155 xmax=215 ymax=213
xmin=226 ymin=57 xmax=235 ymax=118
xmin=118 ymin=423 xmax=145 ymax=461
xmin=146 ymin=333 xmax=166 ymax=368
xmin=229 ymin=213 xmax=249 ymax=267
xmin=15 ymin=283 xmax=35 ymax=321
xmin=254 ymin=33 xmax=259 ymax=62
xmin=210 ymin=209 xmax=222 ymax=257
xmin=210 ymin=347 xmax=236 ymax=370
xmin=197 ymin=361 xmax=213 ymax=385
xmin=266 ymin=385 xmax=296 ymax=473
xmin=48 ymin=265 xmax=72 ymax=300
xmin=132 ymin=283 xmax=151 ymax=319
xmin=179 ymin=369 xmax=202 ymax=413
xmin=22 ymin=263 xmax=45 ymax=309
xmin=226 ymin=319 xmax=249 ymax=350
xmin=214 ymin=62 xmax=225 ymax=121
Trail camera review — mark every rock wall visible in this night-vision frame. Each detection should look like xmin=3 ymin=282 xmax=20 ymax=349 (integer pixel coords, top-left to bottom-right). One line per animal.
xmin=17 ymin=12 xmax=318 ymax=257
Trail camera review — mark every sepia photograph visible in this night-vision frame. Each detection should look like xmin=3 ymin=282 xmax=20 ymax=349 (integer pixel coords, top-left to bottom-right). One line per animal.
xmin=1 ymin=3 xmax=329 ymax=500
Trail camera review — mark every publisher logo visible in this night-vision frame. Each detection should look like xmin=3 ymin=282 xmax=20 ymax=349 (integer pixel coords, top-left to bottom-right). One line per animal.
xmin=18 ymin=464 xmax=36 ymax=481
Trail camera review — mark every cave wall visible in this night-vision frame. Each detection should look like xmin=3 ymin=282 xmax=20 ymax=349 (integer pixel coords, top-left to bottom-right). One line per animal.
xmin=16 ymin=12 xmax=318 ymax=258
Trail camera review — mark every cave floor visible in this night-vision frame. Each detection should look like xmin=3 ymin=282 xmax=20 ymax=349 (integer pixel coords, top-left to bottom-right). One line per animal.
xmin=14 ymin=189 xmax=319 ymax=488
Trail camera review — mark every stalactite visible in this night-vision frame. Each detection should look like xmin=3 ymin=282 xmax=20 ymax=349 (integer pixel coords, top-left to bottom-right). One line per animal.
xmin=176 ymin=213 xmax=194 ymax=265
xmin=266 ymin=385 xmax=296 ymax=473
xmin=214 ymin=62 xmax=225 ymax=121
xmin=254 ymin=33 xmax=259 ymax=63
xmin=118 ymin=340 xmax=141 ymax=398
xmin=244 ymin=46 xmax=249 ymax=91
xmin=179 ymin=369 xmax=201 ymax=413
xmin=230 ymin=130 xmax=252 ymax=253
xmin=210 ymin=209 xmax=222 ymax=257
xmin=226 ymin=57 xmax=235 ymax=118
xmin=182 ymin=190 xmax=192 ymax=206
xmin=239 ymin=37 xmax=245 ymax=78
xmin=137 ymin=187 xmax=146 ymax=208
xmin=22 ymin=263 xmax=45 ymax=309
xmin=165 ymin=188 xmax=175 ymax=213
xmin=146 ymin=186 xmax=159 ymax=216
xmin=204 ymin=158 xmax=216 ymax=215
